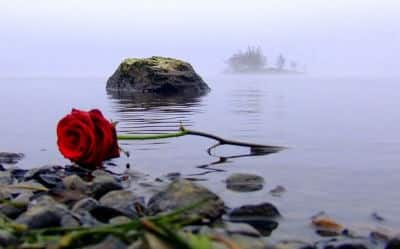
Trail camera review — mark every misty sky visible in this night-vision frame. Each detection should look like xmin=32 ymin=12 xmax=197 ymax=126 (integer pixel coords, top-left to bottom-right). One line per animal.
xmin=0 ymin=0 xmax=399 ymax=77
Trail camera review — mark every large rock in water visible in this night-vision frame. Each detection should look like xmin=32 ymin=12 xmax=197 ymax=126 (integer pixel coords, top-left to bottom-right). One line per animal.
xmin=106 ymin=56 xmax=210 ymax=94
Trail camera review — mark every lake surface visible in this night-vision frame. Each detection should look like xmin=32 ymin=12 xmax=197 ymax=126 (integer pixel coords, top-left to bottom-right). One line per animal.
xmin=0 ymin=75 xmax=399 ymax=240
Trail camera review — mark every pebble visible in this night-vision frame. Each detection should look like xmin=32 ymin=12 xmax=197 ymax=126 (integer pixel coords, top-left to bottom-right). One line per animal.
xmin=0 ymin=152 xmax=24 ymax=164
xmin=226 ymin=173 xmax=265 ymax=192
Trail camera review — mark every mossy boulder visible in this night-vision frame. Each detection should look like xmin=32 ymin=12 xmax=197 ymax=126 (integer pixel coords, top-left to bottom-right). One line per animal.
xmin=106 ymin=56 xmax=210 ymax=94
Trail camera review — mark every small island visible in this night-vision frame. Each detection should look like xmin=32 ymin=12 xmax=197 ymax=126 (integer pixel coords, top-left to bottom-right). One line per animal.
xmin=225 ymin=46 xmax=305 ymax=74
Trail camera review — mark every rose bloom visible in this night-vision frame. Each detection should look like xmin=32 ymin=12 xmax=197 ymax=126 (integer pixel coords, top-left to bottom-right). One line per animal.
xmin=57 ymin=109 xmax=120 ymax=168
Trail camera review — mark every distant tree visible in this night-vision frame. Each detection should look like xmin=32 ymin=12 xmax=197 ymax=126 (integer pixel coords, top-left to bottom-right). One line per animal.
xmin=276 ymin=54 xmax=286 ymax=70
xmin=227 ymin=46 xmax=267 ymax=72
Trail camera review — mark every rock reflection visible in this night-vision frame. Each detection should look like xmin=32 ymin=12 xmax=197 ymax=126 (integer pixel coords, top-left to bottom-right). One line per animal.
xmin=107 ymin=90 xmax=205 ymax=134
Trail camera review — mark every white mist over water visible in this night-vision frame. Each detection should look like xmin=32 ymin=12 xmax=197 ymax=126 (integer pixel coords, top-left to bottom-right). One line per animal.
xmin=0 ymin=0 xmax=399 ymax=77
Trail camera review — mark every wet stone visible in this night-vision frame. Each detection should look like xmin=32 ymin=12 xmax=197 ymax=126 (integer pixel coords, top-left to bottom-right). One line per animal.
xmin=16 ymin=204 xmax=69 ymax=228
xmin=0 ymin=230 xmax=17 ymax=247
xmin=50 ymin=188 xmax=88 ymax=207
xmin=24 ymin=165 xmax=64 ymax=188
xmin=229 ymin=202 xmax=280 ymax=218
xmin=91 ymin=174 xmax=123 ymax=199
xmin=99 ymin=190 xmax=141 ymax=218
xmin=11 ymin=180 xmax=48 ymax=196
xmin=28 ymin=195 xmax=58 ymax=208
xmin=0 ymin=192 xmax=31 ymax=219
xmin=10 ymin=168 xmax=28 ymax=181
xmin=228 ymin=217 xmax=278 ymax=236
xmin=109 ymin=216 xmax=132 ymax=225
xmin=228 ymin=203 xmax=280 ymax=236
xmin=0 ymin=152 xmax=24 ymax=164
xmin=316 ymin=229 xmax=341 ymax=237
xmin=72 ymin=197 xmax=100 ymax=213
xmin=60 ymin=214 xmax=80 ymax=228
xmin=83 ymin=235 xmax=128 ymax=249
xmin=385 ymin=238 xmax=400 ymax=249
xmin=226 ymin=173 xmax=265 ymax=192
xmin=74 ymin=211 xmax=103 ymax=227
xmin=90 ymin=206 xmax=129 ymax=223
xmin=63 ymin=174 xmax=89 ymax=192
xmin=147 ymin=179 xmax=225 ymax=221
xmin=0 ymin=171 xmax=13 ymax=185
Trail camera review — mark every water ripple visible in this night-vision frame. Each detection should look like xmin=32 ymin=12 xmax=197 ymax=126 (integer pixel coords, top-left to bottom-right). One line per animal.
xmin=107 ymin=90 xmax=205 ymax=134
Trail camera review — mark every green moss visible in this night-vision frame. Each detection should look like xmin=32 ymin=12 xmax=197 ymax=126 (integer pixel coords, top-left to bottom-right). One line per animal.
xmin=119 ymin=56 xmax=188 ymax=73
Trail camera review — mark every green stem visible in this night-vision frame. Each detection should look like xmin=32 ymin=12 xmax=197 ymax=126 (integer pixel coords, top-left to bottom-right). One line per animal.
xmin=117 ymin=127 xmax=285 ymax=154
xmin=117 ymin=130 xmax=188 ymax=140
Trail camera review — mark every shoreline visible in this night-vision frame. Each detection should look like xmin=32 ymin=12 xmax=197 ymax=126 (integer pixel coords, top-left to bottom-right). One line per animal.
xmin=0 ymin=162 xmax=396 ymax=249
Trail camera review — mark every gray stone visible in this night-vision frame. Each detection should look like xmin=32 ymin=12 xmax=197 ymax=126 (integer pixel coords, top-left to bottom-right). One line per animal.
xmin=91 ymin=169 xmax=111 ymax=177
xmin=63 ymin=175 xmax=89 ymax=192
xmin=229 ymin=203 xmax=280 ymax=218
xmin=91 ymin=175 xmax=123 ymax=199
xmin=386 ymin=239 xmax=400 ymax=249
xmin=228 ymin=203 xmax=280 ymax=236
xmin=316 ymin=229 xmax=341 ymax=237
xmin=28 ymin=195 xmax=58 ymax=208
xmin=16 ymin=203 xmax=69 ymax=228
xmin=147 ymin=179 xmax=225 ymax=221
xmin=60 ymin=214 xmax=80 ymax=228
xmin=109 ymin=216 xmax=132 ymax=225
xmin=0 ymin=230 xmax=17 ymax=247
xmin=11 ymin=180 xmax=48 ymax=195
xmin=74 ymin=211 xmax=103 ymax=227
xmin=226 ymin=173 xmax=265 ymax=192
xmin=72 ymin=197 xmax=100 ymax=213
xmin=23 ymin=166 xmax=63 ymax=186
xmin=106 ymin=56 xmax=210 ymax=95
xmin=224 ymin=222 xmax=261 ymax=237
xmin=0 ymin=192 xmax=31 ymax=219
xmin=0 ymin=152 xmax=24 ymax=164
xmin=0 ymin=171 xmax=13 ymax=184
xmin=99 ymin=190 xmax=140 ymax=218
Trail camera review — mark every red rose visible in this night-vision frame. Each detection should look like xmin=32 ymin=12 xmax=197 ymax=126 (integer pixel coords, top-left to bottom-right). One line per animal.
xmin=57 ymin=109 xmax=120 ymax=168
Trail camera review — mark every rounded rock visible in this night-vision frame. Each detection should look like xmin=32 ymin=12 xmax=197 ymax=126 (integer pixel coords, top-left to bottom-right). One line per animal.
xmin=91 ymin=175 xmax=123 ymax=199
xmin=106 ymin=56 xmax=210 ymax=95
xmin=226 ymin=173 xmax=265 ymax=192
xmin=147 ymin=179 xmax=225 ymax=221
xmin=99 ymin=190 xmax=141 ymax=218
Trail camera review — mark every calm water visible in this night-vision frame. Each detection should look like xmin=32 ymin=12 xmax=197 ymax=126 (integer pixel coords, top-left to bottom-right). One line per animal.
xmin=0 ymin=75 xmax=399 ymax=239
